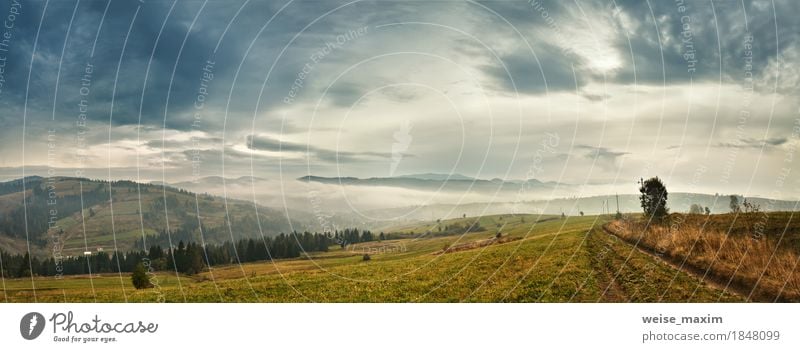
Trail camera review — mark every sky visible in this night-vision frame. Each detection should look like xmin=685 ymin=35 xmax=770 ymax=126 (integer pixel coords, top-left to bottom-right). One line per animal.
xmin=0 ymin=0 xmax=799 ymax=207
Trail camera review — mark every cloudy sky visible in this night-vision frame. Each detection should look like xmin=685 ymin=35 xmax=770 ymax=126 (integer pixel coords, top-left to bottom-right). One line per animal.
xmin=1 ymin=0 xmax=799 ymax=204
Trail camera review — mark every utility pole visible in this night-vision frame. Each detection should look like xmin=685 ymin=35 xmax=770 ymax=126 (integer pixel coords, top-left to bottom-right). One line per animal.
xmin=615 ymin=193 xmax=620 ymax=214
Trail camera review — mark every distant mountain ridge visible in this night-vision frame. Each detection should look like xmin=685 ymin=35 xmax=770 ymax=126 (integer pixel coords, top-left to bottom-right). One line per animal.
xmin=399 ymin=173 xmax=475 ymax=181
xmin=298 ymin=173 xmax=570 ymax=193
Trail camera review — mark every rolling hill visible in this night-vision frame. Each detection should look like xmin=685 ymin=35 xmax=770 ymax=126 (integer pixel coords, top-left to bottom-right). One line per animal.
xmin=0 ymin=176 xmax=311 ymax=257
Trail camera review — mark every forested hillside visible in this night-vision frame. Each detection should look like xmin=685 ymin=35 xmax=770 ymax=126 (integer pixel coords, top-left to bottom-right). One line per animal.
xmin=0 ymin=176 xmax=310 ymax=257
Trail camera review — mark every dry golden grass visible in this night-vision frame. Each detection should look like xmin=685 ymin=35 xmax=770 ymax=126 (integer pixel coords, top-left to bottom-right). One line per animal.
xmin=605 ymin=215 xmax=800 ymax=302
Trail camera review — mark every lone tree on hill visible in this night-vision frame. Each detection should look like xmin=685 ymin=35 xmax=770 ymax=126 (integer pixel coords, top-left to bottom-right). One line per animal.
xmin=638 ymin=177 xmax=669 ymax=221
xmin=131 ymin=263 xmax=152 ymax=289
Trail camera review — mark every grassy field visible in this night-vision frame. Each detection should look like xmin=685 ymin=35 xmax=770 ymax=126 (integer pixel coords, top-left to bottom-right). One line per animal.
xmin=0 ymin=213 xmax=748 ymax=302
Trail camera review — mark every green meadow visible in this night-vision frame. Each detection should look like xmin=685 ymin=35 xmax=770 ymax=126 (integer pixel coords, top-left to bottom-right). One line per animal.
xmin=1 ymin=214 xmax=741 ymax=303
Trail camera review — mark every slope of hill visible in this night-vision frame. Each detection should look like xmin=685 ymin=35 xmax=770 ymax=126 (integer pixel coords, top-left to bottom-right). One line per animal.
xmin=0 ymin=176 xmax=310 ymax=256
xmin=0 ymin=213 xmax=750 ymax=302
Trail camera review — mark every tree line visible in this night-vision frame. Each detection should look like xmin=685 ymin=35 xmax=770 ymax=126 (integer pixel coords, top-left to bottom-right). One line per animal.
xmin=0 ymin=228 xmax=379 ymax=278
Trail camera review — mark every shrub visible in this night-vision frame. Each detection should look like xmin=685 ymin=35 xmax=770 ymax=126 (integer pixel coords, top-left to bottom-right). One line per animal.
xmin=131 ymin=263 xmax=152 ymax=289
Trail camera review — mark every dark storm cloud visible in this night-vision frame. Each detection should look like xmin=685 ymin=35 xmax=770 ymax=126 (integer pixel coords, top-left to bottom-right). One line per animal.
xmin=609 ymin=0 xmax=799 ymax=91
xmin=0 ymin=0 xmax=231 ymax=129
xmin=0 ymin=0 xmax=361 ymax=131
xmin=475 ymin=0 xmax=800 ymax=95
xmin=0 ymin=0 xmax=798 ymax=192
xmin=2 ymin=0 xmax=798 ymax=135
xmin=469 ymin=1 xmax=588 ymax=94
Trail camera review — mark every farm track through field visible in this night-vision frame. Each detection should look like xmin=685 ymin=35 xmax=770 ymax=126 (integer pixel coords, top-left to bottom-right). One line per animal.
xmin=600 ymin=225 xmax=748 ymax=301
xmin=595 ymin=254 xmax=628 ymax=302
xmin=587 ymin=229 xmax=629 ymax=302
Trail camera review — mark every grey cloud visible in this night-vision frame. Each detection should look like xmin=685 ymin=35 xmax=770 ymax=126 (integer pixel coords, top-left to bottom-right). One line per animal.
xmin=4 ymin=0 xmax=799 ymax=136
xmin=0 ymin=0 xmax=369 ymax=133
xmin=380 ymin=86 xmax=424 ymax=103
xmin=579 ymin=91 xmax=610 ymax=102
xmin=576 ymin=144 xmax=629 ymax=170
xmin=468 ymin=1 xmax=594 ymax=95
xmin=0 ymin=0 xmax=798 ymax=199
xmin=609 ymin=0 xmax=800 ymax=92
xmin=473 ymin=0 xmax=569 ymax=25
xmin=324 ymin=83 xmax=366 ymax=107
xmin=716 ymin=137 xmax=788 ymax=149
xmin=245 ymin=135 xmax=392 ymax=164
xmin=144 ymin=137 xmax=221 ymax=150
xmin=481 ymin=42 xmax=585 ymax=95
xmin=475 ymin=0 xmax=800 ymax=95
